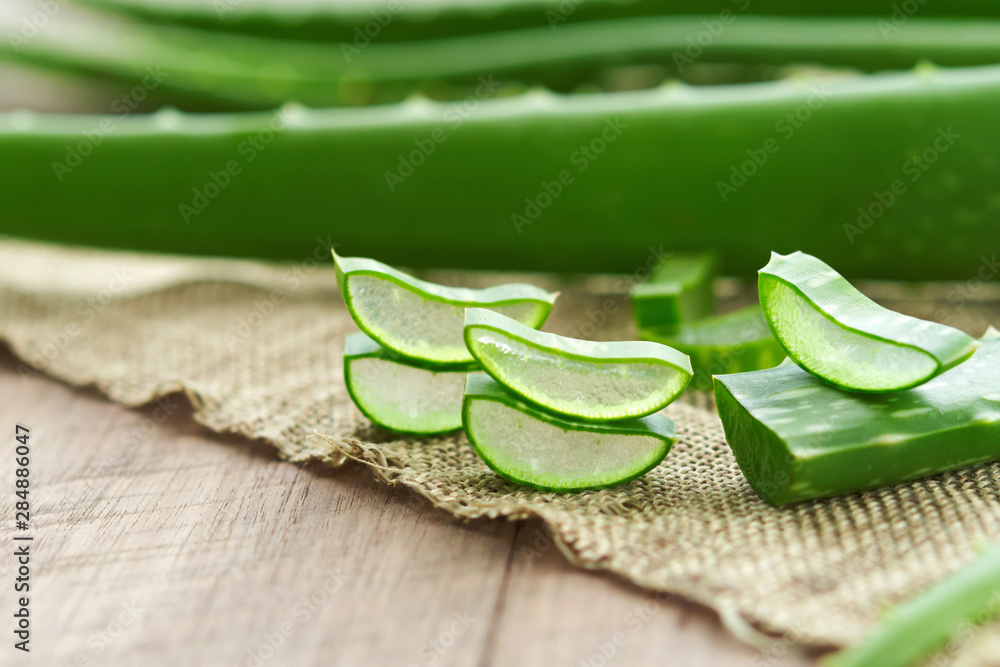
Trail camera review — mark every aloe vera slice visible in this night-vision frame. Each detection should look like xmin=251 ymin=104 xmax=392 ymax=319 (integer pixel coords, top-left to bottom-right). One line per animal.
xmin=462 ymin=375 xmax=675 ymax=492
xmin=714 ymin=329 xmax=1000 ymax=506
xmin=759 ymin=251 xmax=979 ymax=393
xmin=334 ymin=252 xmax=557 ymax=367
xmin=639 ymin=305 xmax=785 ymax=391
xmin=630 ymin=252 xmax=717 ymax=329
xmin=463 ymin=308 xmax=691 ymax=422
xmin=822 ymin=541 xmax=1000 ymax=667
xmin=343 ymin=333 xmax=475 ymax=435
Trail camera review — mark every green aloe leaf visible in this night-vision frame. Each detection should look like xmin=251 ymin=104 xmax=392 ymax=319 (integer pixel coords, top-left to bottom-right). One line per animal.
xmin=334 ymin=251 xmax=557 ymax=367
xmin=639 ymin=305 xmax=785 ymax=391
xmin=759 ymin=251 xmax=979 ymax=392
xmin=464 ymin=308 xmax=691 ymax=421
xmin=343 ymin=332 xmax=475 ymax=435
xmin=714 ymin=329 xmax=1000 ymax=506
xmin=462 ymin=374 xmax=676 ymax=492
xmin=822 ymin=541 xmax=1000 ymax=667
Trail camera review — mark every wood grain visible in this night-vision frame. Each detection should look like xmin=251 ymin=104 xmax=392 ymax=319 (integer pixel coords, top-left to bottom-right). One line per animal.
xmin=0 ymin=346 xmax=817 ymax=666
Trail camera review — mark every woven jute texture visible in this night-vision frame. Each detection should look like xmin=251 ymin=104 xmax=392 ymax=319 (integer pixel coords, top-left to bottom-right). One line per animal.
xmin=4 ymin=240 xmax=1000 ymax=661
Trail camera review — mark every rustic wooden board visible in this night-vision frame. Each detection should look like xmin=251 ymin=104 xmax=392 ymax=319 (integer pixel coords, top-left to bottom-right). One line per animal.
xmin=0 ymin=347 xmax=816 ymax=666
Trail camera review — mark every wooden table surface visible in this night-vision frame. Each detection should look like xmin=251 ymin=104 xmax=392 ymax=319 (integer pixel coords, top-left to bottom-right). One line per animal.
xmin=0 ymin=346 xmax=817 ymax=666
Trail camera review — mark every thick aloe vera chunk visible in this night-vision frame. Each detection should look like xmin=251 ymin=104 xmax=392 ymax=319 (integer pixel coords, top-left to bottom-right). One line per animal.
xmin=334 ymin=252 xmax=557 ymax=367
xmin=714 ymin=331 xmax=1000 ymax=506
xmin=462 ymin=375 xmax=675 ymax=492
xmin=463 ymin=308 xmax=691 ymax=422
xmin=822 ymin=541 xmax=1000 ymax=667
xmin=640 ymin=305 xmax=784 ymax=391
xmin=631 ymin=253 xmax=716 ymax=329
xmin=760 ymin=252 xmax=979 ymax=393
xmin=343 ymin=333 xmax=474 ymax=434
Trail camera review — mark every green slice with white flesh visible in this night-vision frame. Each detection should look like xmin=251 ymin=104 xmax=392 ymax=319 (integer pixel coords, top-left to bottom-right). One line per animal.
xmin=463 ymin=308 xmax=692 ymax=421
xmin=714 ymin=327 xmax=1000 ymax=506
xmin=630 ymin=252 xmax=717 ymax=328
xmin=639 ymin=304 xmax=785 ymax=391
xmin=334 ymin=250 xmax=558 ymax=367
xmin=462 ymin=374 xmax=676 ymax=492
xmin=759 ymin=251 xmax=979 ymax=393
xmin=343 ymin=332 xmax=475 ymax=435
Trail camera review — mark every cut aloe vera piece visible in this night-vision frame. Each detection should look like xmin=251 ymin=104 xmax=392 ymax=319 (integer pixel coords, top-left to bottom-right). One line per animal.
xmin=462 ymin=375 xmax=676 ymax=492
xmin=759 ymin=251 xmax=979 ymax=393
xmin=343 ymin=332 xmax=475 ymax=435
xmin=822 ymin=541 xmax=1000 ymax=667
xmin=639 ymin=305 xmax=785 ymax=391
xmin=463 ymin=308 xmax=691 ymax=421
xmin=714 ymin=329 xmax=1000 ymax=506
xmin=334 ymin=251 xmax=557 ymax=367
xmin=630 ymin=252 xmax=717 ymax=328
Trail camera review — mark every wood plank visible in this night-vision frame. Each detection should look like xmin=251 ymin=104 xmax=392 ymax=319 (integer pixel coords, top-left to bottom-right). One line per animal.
xmin=487 ymin=521 xmax=817 ymax=667
xmin=1 ymin=348 xmax=512 ymax=667
xmin=0 ymin=347 xmax=818 ymax=666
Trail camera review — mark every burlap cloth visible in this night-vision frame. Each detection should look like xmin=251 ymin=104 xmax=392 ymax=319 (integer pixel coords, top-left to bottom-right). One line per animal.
xmin=4 ymin=239 xmax=1000 ymax=664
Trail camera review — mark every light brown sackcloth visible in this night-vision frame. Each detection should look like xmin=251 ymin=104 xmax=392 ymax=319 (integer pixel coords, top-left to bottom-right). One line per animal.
xmin=3 ymin=239 xmax=1000 ymax=663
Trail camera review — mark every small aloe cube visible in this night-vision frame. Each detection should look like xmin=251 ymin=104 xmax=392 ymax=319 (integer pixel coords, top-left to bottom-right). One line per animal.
xmin=639 ymin=304 xmax=785 ymax=391
xmin=630 ymin=252 xmax=717 ymax=328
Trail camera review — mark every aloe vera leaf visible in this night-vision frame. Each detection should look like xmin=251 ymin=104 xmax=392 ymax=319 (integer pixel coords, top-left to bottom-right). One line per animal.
xmin=462 ymin=374 xmax=676 ymax=492
xmin=714 ymin=330 xmax=1000 ymax=506
xmin=759 ymin=251 xmax=980 ymax=393
xmin=11 ymin=6 xmax=1000 ymax=111
xmin=821 ymin=541 xmax=1000 ymax=667
xmin=343 ymin=333 xmax=475 ymax=435
xmin=631 ymin=252 xmax=717 ymax=329
xmin=334 ymin=252 xmax=557 ymax=367
xmin=463 ymin=308 xmax=691 ymax=422
xmin=80 ymin=0 xmax=1000 ymax=43
xmin=640 ymin=305 xmax=785 ymax=391
xmin=0 ymin=2 xmax=374 ymax=110
xmin=3 ymin=64 xmax=1000 ymax=280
